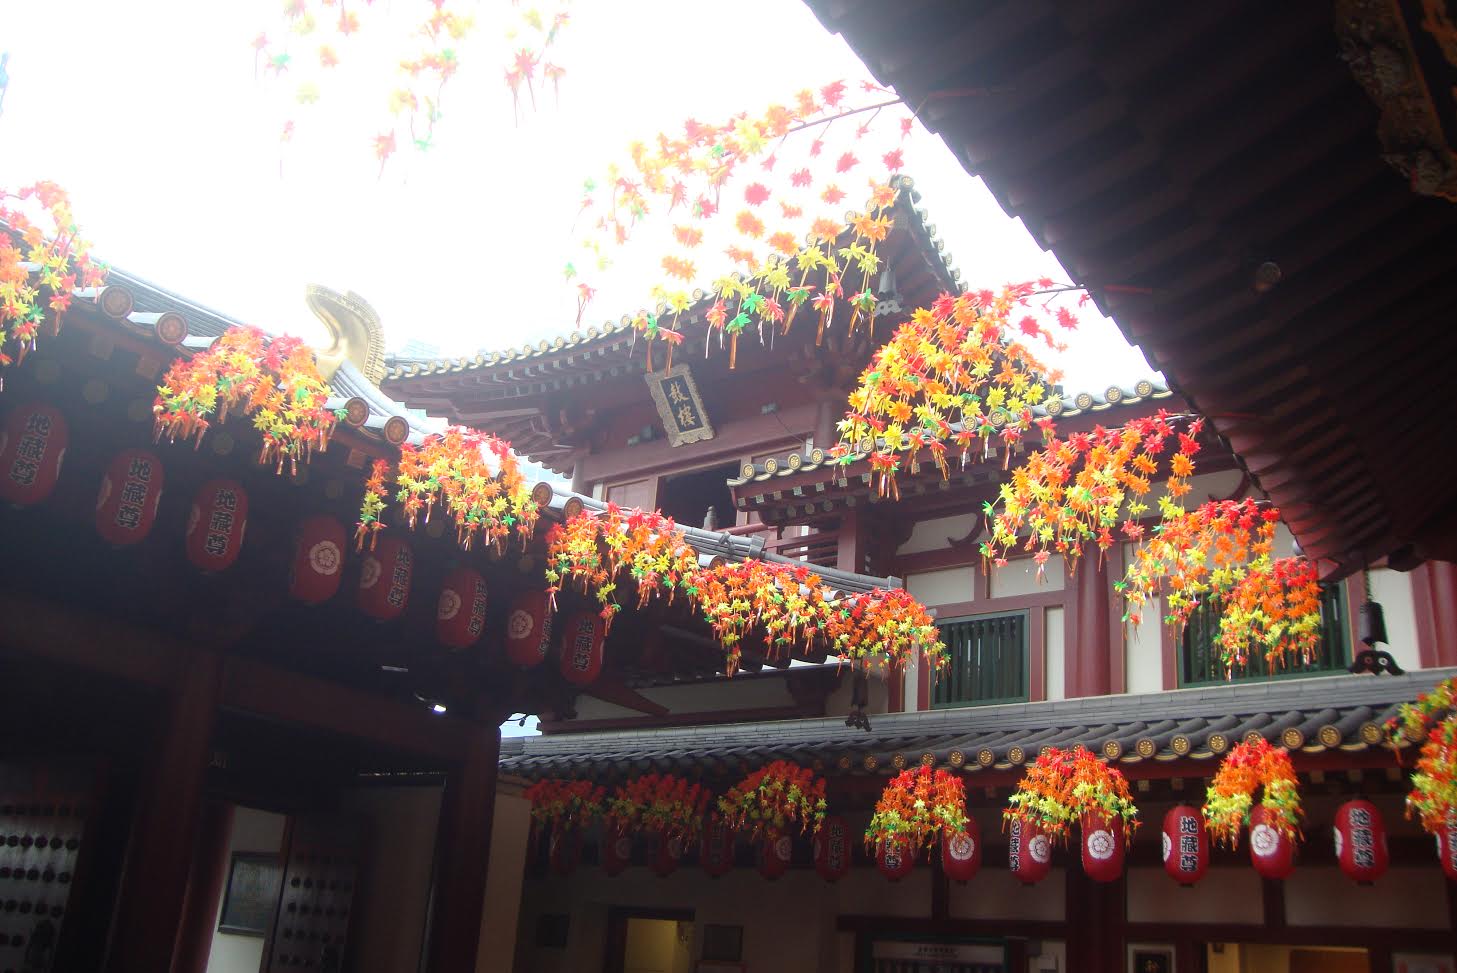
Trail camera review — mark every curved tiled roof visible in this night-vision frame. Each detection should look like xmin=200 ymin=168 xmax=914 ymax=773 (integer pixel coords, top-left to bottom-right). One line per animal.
xmin=499 ymin=666 xmax=1448 ymax=778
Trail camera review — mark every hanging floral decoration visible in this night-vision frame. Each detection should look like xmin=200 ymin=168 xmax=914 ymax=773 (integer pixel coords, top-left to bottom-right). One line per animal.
xmin=829 ymin=587 xmax=947 ymax=671
xmin=717 ymin=761 xmax=827 ymax=841
xmin=153 ymin=325 xmax=341 ymax=474
xmin=523 ymin=778 xmax=605 ymax=833
xmin=543 ymin=504 xmax=700 ymax=628
xmin=690 ymin=559 xmax=834 ymax=674
xmin=1202 ymin=739 xmax=1302 ymax=847
xmin=605 ymin=773 xmax=711 ymax=842
xmin=1 ymin=182 xmax=106 ymax=383
xmin=354 ymin=425 xmax=539 ymax=551
xmin=1386 ymin=678 xmax=1457 ymax=836
xmin=1004 ymin=746 xmax=1139 ymax=842
xmin=864 ymin=766 xmax=968 ymax=856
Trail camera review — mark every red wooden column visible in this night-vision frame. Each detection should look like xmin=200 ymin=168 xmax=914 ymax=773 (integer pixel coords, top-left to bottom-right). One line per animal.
xmin=1067 ymin=557 xmax=1113 ymax=698
xmin=1412 ymin=560 xmax=1457 ymax=668
xmin=837 ymin=509 xmax=867 ymax=575
xmin=426 ymin=723 xmax=502 ymax=973
xmin=106 ymin=647 xmax=224 ymax=973
xmin=172 ymin=799 xmax=235 ymax=973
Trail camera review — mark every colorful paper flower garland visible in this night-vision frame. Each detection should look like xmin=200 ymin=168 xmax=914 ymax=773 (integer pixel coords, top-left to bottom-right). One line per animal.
xmin=0 ymin=182 xmax=106 ymax=383
xmin=605 ymin=773 xmax=711 ymax=843
xmin=1387 ymin=677 xmax=1457 ymax=837
xmin=717 ymin=761 xmax=827 ymax=841
xmin=356 ymin=425 xmax=539 ymax=551
xmin=523 ymin=778 xmax=605 ymax=833
xmin=1004 ymin=746 xmax=1139 ymax=843
xmin=864 ymin=766 xmax=968 ymax=856
xmin=1202 ymin=739 xmax=1302 ymax=847
xmin=692 ymin=559 xmax=833 ymax=674
xmin=153 ymin=325 xmax=341 ymax=474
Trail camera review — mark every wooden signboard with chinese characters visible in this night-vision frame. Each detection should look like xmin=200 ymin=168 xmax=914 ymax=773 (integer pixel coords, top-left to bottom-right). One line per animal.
xmin=645 ymin=366 xmax=715 ymax=447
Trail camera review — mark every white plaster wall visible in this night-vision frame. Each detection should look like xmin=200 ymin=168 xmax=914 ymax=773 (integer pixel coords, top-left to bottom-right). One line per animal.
xmin=1283 ymin=865 xmax=1449 ymax=929
xmin=477 ymin=792 xmax=532 ymax=973
xmin=947 ymin=867 xmax=1066 ymax=922
xmin=342 ymin=785 xmax=443 ymax=973
xmin=205 ymin=806 xmax=287 ymax=973
xmin=988 ymin=556 xmax=1064 ymax=599
xmin=1126 ymin=866 xmax=1263 ymax=926
xmin=1045 ymin=607 xmax=1066 ymax=702
xmin=907 ymin=566 xmax=977 ymax=608
xmin=1369 ymin=567 xmax=1421 ymax=672
xmin=572 ymin=678 xmax=803 ymax=723
xmin=897 ymin=513 xmax=979 ymax=555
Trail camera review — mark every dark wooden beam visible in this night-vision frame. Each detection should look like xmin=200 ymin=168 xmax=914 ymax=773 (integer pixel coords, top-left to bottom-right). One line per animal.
xmin=426 ymin=725 xmax=501 ymax=973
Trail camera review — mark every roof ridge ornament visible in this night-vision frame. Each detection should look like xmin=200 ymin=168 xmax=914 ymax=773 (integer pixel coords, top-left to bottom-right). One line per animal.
xmin=307 ymin=284 xmax=387 ymax=385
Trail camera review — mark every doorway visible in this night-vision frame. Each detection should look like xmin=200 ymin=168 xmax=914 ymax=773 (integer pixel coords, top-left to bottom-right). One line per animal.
xmin=658 ymin=462 xmax=739 ymax=531
xmin=1206 ymin=943 xmax=1369 ymax=973
xmin=605 ymin=908 xmax=695 ymax=973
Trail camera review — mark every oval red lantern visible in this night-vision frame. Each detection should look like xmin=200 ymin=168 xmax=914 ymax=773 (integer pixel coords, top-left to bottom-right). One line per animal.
xmin=0 ymin=403 xmax=68 ymax=506
xmin=875 ymin=835 xmax=915 ymax=882
xmin=437 ymin=565 xmax=488 ymax=650
xmin=813 ymin=815 xmax=851 ymax=883
xmin=1080 ymin=812 xmax=1126 ymax=883
xmin=601 ymin=826 xmax=632 ymax=877
xmin=558 ymin=610 xmax=606 ymax=686
xmin=357 ymin=533 xmax=413 ymax=620
xmin=701 ymin=818 xmax=735 ymax=878
xmin=1333 ymin=799 xmax=1388 ymax=884
xmin=504 ymin=589 xmax=554 ymax=668
xmin=1008 ymin=818 xmax=1052 ymax=885
xmin=1248 ymin=804 xmax=1296 ymax=880
xmin=941 ymin=818 xmax=982 ymax=883
xmin=548 ymin=827 xmax=580 ymax=877
xmin=185 ymin=478 xmax=248 ymax=572
xmin=95 ymin=448 xmax=164 ymax=545
xmin=1436 ymin=817 xmax=1457 ymax=882
xmin=288 ymin=515 xmax=346 ymax=604
xmin=1162 ymin=804 xmax=1209 ymax=886
xmin=759 ymin=830 xmax=793 ymax=881
xmin=647 ymin=829 xmax=683 ymax=878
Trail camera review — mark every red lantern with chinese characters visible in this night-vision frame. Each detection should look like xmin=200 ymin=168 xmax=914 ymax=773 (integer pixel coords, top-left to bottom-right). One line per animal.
xmin=357 ymin=533 xmax=413 ymax=621
xmin=1436 ymin=816 xmax=1457 ymax=881
xmin=601 ymin=826 xmax=633 ymax=877
xmin=185 ymin=479 xmax=248 ymax=572
xmin=1080 ymin=812 xmax=1126 ymax=883
xmin=941 ymin=819 xmax=982 ymax=883
xmin=1248 ymin=804 xmax=1296 ymax=880
xmin=647 ymin=829 xmax=683 ymax=878
xmin=95 ymin=448 xmax=164 ymax=545
xmin=813 ymin=815 xmax=851 ymax=883
xmin=701 ymin=818 xmax=735 ymax=878
xmin=436 ymin=565 xmax=488 ymax=650
xmin=759 ymin=830 xmax=793 ymax=880
xmin=557 ymin=610 xmax=605 ymax=686
xmin=288 ymin=515 xmax=346 ymax=604
xmin=548 ymin=827 xmax=580 ymax=877
xmin=504 ymin=589 xmax=554 ymax=668
xmin=1007 ymin=818 xmax=1051 ymax=885
xmin=0 ymin=403 xmax=68 ymax=506
xmin=875 ymin=835 xmax=914 ymax=882
xmin=1333 ymin=799 xmax=1388 ymax=884
xmin=1162 ymin=804 xmax=1209 ymax=886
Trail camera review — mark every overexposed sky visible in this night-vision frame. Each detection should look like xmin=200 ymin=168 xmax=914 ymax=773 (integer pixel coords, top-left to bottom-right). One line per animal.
xmin=1 ymin=0 xmax=1155 ymax=395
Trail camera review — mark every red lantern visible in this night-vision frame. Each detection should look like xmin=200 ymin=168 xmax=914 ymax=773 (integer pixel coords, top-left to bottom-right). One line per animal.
xmin=0 ymin=403 xmax=68 ymax=506
xmin=357 ymin=533 xmax=412 ymax=620
xmin=759 ymin=830 xmax=793 ymax=880
xmin=548 ymin=828 xmax=580 ymax=877
xmin=95 ymin=449 xmax=164 ymax=545
xmin=701 ymin=818 xmax=735 ymax=878
xmin=1162 ymin=804 xmax=1209 ymax=886
xmin=1248 ymin=804 xmax=1296 ymax=880
xmin=1333 ymin=799 xmax=1388 ymax=884
xmin=1080 ymin=812 xmax=1126 ymax=883
xmin=1008 ymin=818 xmax=1051 ymax=885
xmin=504 ymin=589 xmax=554 ymax=668
xmin=437 ymin=565 xmax=488 ymax=650
xmin=185 ymin=478 xmax=248 ymax=572
xmin=288 ymin=515 xmax=346 ymax=604
xmin=941 ymin=819 xmax=982 ymax=883
xmin=557 ymin=610 xmax=605 ymax=686
xmin=601 ymin=826 xmax=633 ymax=876
xmin=875 ymin=835 xmax=915 ymax=882
xmin=647 ymin=829 xmax=683 ymax=877
xmin=813 ymin=815 xmax=851 ymax=883
xmin=1436 ymin=816 xmax=1457 ymax=881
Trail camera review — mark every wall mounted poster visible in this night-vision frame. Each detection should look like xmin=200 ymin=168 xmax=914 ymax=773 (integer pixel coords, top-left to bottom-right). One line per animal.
xmin=1395 ymin=955 xmax=1455 ymax=973
xmin=219 ymin=852 xmax=283 ymax=936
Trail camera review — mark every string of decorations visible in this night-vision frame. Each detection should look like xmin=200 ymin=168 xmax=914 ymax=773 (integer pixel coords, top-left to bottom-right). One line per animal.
xmin=1387 ymin=677 xmax=1457 ymax=837
xmin=604 ymin=773 xmax=711 ymax=844
xmin=717 ymin=760 xmax=827 ymax=842
xmin=0 ymin=182 xmax=106 ymax=387
xmin=864 ymin=766 xmax=968 ymax=857
xmin=522 ymin=778 xmax=604 ymax=834
xmin=153 ymin=325 xmax=341 ymax=475
xmin=1003 ymin=746 xmax=1139 ymax=844
xmin=1202 ymin=739 xmax=1303 ymax=847
xmin=355 ymin=425 xmax=539 ymax=551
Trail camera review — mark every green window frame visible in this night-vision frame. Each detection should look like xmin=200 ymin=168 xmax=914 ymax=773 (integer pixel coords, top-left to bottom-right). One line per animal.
xmin=931 ymin=611 xmax=1029 ymax=708
xmin=1179 ymin=583 xmax=1350 ymax=686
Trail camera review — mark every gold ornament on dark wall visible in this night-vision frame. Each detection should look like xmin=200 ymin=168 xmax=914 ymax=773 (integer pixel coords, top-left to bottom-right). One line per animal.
xmin=644 ymin=365 xmax=715 ymax=447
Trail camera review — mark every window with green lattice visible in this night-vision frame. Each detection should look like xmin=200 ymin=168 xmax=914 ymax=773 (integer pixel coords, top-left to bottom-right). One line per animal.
xmin=1179 ymin=583 xmax=1349 ymax=686
xmin=931 ymin=611 xmax=1028 ymax=708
